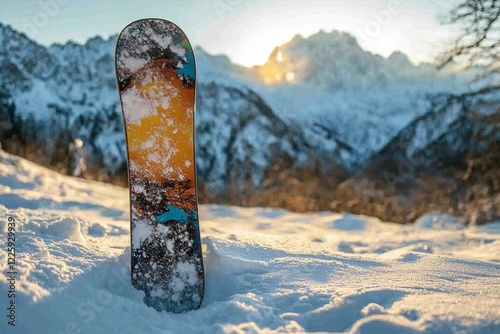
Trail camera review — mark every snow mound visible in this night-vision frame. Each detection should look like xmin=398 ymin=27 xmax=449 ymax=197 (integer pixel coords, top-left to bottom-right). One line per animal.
xmin=479 ymin=220 xmax=500 ymax=234
xmin=44 ymin=217 xmax=85 ymax=242
xmin=332 ymin=213 xmax=370 ymax=231
xmin=415 ymin=213 xmax=465 ymax=230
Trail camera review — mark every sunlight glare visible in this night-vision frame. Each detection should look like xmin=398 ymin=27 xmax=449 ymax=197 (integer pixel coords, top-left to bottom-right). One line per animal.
xmin=74 ymin=139 xmax=84 ymax=148
xmin=276 ymin=51 xmax=284 ymax=62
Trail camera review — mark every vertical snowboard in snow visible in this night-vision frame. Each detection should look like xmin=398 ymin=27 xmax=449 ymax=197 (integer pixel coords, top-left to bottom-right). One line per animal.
xmin=115 ymin=19 xmax=204 ymax=313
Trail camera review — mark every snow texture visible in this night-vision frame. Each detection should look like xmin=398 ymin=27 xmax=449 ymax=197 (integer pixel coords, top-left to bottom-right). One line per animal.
xmin=0 ymin=150 xmax=499 ymax=333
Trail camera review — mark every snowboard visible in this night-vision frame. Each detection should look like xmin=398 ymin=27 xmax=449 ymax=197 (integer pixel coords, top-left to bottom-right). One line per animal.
xmin=115 ymin=19 xmax=204 ymax=313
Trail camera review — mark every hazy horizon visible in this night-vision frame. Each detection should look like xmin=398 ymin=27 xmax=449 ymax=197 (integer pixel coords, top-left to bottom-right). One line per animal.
xmin=0 ymin=0 xmax=459 ymax=67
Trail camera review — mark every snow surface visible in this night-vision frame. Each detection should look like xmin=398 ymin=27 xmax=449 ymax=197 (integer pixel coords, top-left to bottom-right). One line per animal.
xmin=0 ymin=150 xmax=499 ymax=333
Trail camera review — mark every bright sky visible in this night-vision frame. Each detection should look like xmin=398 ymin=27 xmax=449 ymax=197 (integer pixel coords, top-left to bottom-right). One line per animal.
xmin=0 ymin=0 xmax=459 ymax=67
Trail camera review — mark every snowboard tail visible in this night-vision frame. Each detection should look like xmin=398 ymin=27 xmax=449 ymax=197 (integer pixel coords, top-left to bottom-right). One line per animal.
xmin=115 ymin=19 xmax=204 ymax=313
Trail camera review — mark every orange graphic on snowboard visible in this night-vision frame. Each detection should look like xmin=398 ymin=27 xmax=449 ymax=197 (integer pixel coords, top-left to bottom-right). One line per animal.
xmin=124 ymin=59 xmax=195 ymax=184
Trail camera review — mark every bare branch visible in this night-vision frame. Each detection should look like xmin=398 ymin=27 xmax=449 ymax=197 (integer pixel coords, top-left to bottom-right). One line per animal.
xmin=438 ymin=0 xmax=500 ymax=75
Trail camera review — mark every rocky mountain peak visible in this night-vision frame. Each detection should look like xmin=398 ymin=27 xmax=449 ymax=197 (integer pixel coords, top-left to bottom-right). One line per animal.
xmin=256 ymin=29 xmax=435 ymax=89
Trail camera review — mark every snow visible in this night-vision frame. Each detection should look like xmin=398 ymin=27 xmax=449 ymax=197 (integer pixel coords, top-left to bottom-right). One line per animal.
xmin=132 ymin=221 xmax=152 ymax=249
xmin=118 ymin=55 xmax=149 ymax=73
xmin=406 ymin=101 xmax=463 ymax=157
xmin=414 ymin=213 xmax=465 ymax=230
xmin=1 ymin=151 xmax=499 ymax=333
xmin=43 ymin=217 xmax=85 ymax=243
xmin=121 ymin=86 xmax=159 ymax=126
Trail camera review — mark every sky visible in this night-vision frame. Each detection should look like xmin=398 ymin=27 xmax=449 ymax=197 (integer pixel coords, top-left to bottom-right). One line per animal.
xmin=0 ymin=0 xmax=459 ymax=67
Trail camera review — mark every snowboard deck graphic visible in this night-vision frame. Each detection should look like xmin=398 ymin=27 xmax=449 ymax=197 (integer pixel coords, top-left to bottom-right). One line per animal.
xmin=115 ymin=19 xmax=204 ymax=313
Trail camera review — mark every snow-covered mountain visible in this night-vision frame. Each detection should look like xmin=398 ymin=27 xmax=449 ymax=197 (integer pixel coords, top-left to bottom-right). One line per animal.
xmin=371 ymin=88 xmax=500 ymax=169
xmin=0 ymin=22 xmax=479 ymax=190
xmin=0 ymin=23 xmax=124 ymax=178
xmin=255 ymin=30 xmax=440 ymax=89
xmin=336 ymin=87 xmax=500 ymax=224
xmin=196 ymin=83 xmax=306 ymax=186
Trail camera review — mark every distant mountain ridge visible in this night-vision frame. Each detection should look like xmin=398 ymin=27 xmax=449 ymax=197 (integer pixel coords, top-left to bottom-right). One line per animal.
xmin=254 ymin=30 xmax=440 ymax=89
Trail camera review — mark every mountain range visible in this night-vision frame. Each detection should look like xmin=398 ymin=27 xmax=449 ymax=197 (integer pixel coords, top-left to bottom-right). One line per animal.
xmin=0 ymin=22 xmax=497 ymax=224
